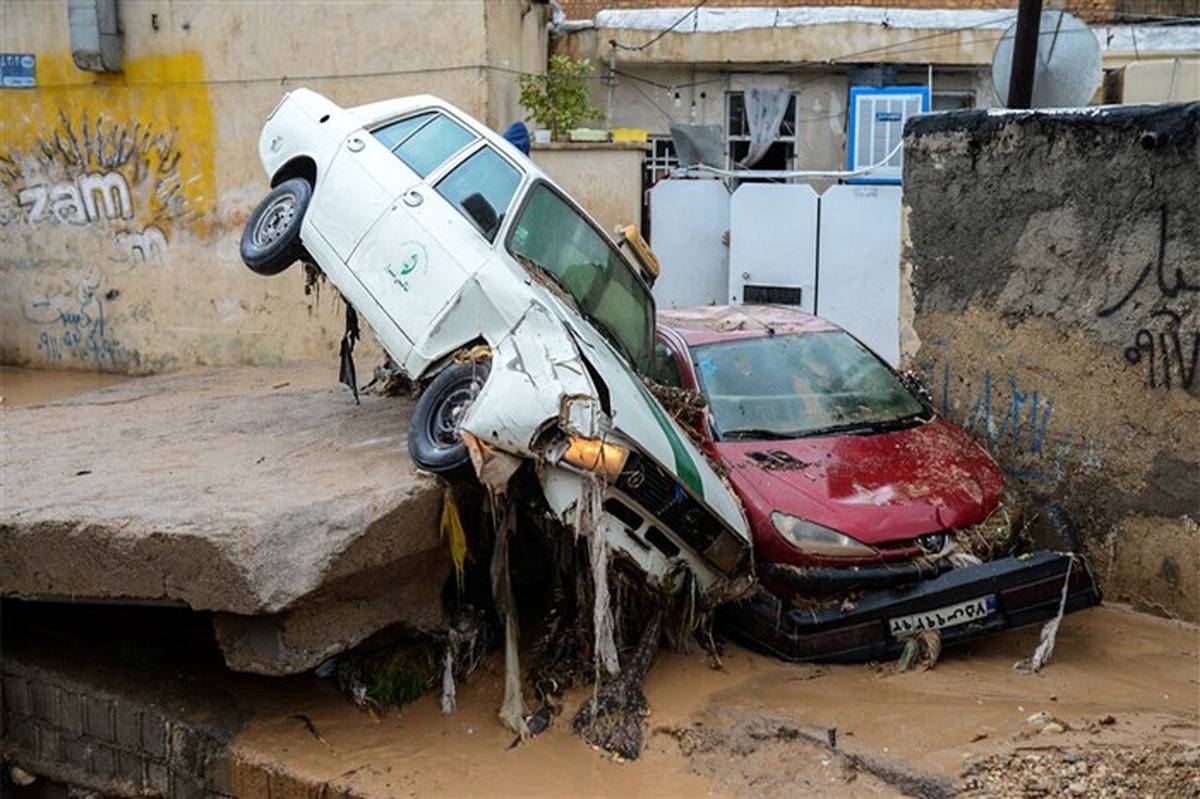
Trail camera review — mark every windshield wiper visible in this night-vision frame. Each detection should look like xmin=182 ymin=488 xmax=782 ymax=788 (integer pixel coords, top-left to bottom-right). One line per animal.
xmin=796 ymin=412 xmax=928 ymax=439
xmin=720 ymin=428 xmax=798 ymax=441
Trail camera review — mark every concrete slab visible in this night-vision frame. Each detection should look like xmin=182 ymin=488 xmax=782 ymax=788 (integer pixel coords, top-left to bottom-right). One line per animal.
xmin=0 ymin=365 xmax=448 ymax=674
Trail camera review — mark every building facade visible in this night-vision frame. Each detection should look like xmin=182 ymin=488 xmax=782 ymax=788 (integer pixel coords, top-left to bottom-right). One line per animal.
xmin=554 ymin=1 xmax=1200 ymax=228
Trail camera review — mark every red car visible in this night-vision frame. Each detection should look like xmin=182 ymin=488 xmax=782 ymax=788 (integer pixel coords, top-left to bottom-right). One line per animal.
xmin=654 ymin=306 xmax=1099 ymax=662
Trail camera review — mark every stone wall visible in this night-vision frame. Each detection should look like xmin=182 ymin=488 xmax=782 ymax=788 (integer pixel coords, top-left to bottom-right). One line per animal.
xmin=0 ymin=0 xmax=548 ymax=374
xmin=900 ymin=103 xmax=1199 ymax=620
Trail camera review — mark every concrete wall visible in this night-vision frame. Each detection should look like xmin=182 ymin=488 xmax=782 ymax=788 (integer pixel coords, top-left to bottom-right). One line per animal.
xmin=900 ymin=103 xmax=1199 ymax=620
xmin=0 ymin=0 xmax=548 ymax=373
xmin=532 ymin=143 xmax=646 ymax=236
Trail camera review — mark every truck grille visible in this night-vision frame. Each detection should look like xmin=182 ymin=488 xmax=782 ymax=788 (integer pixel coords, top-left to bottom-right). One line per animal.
xmin=615 ymin=452 xmax=748 ymax=575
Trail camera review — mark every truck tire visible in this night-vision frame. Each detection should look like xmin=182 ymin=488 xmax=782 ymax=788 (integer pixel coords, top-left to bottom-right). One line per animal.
xmin=240 ymin=177 xmax=311 ymax=275
xmin=409 ymin=362 xmax=490 ymax=477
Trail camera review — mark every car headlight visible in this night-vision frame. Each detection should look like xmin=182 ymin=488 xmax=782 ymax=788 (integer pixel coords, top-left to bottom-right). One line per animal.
xmin=561 ymin=437 xmax=628 ymax=481
xmin=770 ymin=512 xmax=876 ymax=558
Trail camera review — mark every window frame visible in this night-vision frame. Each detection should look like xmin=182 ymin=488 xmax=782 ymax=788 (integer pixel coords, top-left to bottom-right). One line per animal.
xmin=368 ymin=108 xmax=479 ymax=181
xmin=724 ymin=90 xmax=799 ymax=175
xmin=433 ymin=141 xmax=526 ymax=243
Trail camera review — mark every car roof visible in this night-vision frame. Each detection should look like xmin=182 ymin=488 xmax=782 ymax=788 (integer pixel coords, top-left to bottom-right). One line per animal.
xmin=657 ymin=304 xmax=840 ymax=346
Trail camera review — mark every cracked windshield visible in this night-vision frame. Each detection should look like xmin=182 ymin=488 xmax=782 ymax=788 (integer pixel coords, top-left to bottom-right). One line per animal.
xmin=692 ymin=331 xmax=927 ymax=440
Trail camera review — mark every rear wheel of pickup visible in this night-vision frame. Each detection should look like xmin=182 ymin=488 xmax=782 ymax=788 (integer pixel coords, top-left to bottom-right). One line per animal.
xmin=241 ymin=177 xmax=311 ymax=275
xmin=409 ymin=362 xmax=490 ymax=477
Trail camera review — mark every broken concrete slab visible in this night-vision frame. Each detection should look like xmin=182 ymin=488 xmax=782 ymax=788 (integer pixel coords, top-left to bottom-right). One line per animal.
xmin=0 ymin=364 xmax=448 ymax=675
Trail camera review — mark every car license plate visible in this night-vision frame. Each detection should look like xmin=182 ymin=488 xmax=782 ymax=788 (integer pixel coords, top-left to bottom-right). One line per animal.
xmin=889 ymin=595 xmax=997 ymax=636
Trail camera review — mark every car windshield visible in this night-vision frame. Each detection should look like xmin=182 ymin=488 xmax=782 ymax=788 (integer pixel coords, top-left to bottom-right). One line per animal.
xmin=509 ymin=184 xmax=653 ymax=373
xmin=691 ymin=331 xmax=928 ymax=440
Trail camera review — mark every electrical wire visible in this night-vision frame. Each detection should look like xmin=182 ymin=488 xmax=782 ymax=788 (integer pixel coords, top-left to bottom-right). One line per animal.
xmin=611 ymin=0 xmax=711 ymax=52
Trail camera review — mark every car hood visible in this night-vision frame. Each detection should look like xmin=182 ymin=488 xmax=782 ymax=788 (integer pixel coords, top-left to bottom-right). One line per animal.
xmin=715 ymin=416 xmax=1003 ymax=545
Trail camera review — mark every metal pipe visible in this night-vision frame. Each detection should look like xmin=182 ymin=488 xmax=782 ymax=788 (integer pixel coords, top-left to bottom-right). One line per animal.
xmin=1007 ymin=0 xmax=1044 ymax=108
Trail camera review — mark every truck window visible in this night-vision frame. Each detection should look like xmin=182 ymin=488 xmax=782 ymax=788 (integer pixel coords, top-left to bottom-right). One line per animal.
xmin=435 ymin=146 xmax=521 ymax=242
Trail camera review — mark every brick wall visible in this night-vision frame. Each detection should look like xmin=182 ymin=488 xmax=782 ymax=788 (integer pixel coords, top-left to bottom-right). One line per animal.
xmin=560 ymin=1 xmax=1124 ymax=24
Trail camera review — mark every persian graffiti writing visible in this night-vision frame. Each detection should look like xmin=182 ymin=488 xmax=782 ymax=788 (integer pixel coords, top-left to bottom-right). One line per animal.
xmin=21 ymin=275 xmax=134 ymax=370
xmin=1098 ymin=206 xmax=1199 ymax=393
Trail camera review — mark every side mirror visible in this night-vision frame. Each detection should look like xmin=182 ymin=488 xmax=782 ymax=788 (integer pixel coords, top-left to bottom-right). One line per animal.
xmin=461 ymin=193 xmax=500 ymax=240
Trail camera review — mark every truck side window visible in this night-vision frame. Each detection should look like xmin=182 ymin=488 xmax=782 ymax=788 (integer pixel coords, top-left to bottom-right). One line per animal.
xmin=435 ymin=147 xmax=521 ymax=242
xmin=372 ymin=112 xmax=475 ymax=178
xmin=373 ymin=113 xmax=435 ymax=151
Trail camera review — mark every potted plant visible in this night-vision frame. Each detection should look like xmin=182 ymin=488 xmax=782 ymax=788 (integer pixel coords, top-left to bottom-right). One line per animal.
xmin=519 ymin=54 xmax=603 ymax=142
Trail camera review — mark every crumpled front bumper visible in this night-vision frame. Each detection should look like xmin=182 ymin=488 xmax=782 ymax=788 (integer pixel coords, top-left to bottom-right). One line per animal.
xmin=719 ymin=551 xmax=1101 ymax=663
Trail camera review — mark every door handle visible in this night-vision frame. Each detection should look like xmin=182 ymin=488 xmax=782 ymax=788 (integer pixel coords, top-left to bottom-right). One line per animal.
xmin=347 ymin=136 xmax=365 ymax=152
xmin=402 ymin=189 xmax=424 ymax=207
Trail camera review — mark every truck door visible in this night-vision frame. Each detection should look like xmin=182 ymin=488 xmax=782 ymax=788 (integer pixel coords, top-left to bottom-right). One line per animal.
xmin=347 ymin=136 xmax=524 ymax=368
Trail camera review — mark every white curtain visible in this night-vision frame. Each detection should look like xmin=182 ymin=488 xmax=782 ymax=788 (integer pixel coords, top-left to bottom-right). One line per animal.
xmin=740 ymin=87 xmax=791 ymax=168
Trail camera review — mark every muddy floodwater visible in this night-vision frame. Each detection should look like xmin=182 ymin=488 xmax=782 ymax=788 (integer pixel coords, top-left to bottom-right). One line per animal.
xmin=233 ymin=605 xmax=1198 ymax=797
xmin=0 ymin=366 xmax=131 ymax=406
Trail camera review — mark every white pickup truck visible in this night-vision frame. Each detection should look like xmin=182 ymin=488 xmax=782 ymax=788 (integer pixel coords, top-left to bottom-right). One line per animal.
xmin=242 ymin=89 xmax=752 ymax=600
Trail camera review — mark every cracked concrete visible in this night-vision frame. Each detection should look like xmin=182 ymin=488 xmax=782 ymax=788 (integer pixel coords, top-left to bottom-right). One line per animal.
xmin=0 ymin=364 xmax=449 ymax=674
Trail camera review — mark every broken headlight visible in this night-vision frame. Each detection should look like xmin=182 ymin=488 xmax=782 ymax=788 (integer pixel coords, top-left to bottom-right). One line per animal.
xmin=770 ymin=512 xmax=876 ymax=558
xmin=561 ymin=437 xmax=629 ymax=481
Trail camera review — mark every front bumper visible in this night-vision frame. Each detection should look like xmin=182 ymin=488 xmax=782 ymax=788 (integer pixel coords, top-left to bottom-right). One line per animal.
xmin=719 ymin=551 xmax=1101 ymax=663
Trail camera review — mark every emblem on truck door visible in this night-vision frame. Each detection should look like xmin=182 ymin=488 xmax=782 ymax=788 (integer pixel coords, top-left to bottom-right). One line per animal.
xmin=384 ymin=241 xmax=428 ymax=292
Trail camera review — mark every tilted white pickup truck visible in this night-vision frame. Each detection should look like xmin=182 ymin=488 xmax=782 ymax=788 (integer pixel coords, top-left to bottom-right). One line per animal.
xmin=242 ymin=89 xmax=753 ymax=601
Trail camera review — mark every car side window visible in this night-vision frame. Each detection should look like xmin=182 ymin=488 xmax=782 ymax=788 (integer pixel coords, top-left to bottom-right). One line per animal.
xmin=435 ymin=146 xmax=521 ymax=242
xmin=372 ymin=112 xmax=435 ymax=151
xmin=653 ymin=340 xmax=684 ymax=388
xmin=392 ymin=114 xmax=475 ymax=177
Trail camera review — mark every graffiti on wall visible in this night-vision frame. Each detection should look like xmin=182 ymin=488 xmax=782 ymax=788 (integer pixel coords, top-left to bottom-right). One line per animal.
xmin=21 ymin=273 xmax=135 ymax=369
xmin=0 ymin=52 xmax=215 ymax=371
xmin=1098 ymin=206 xmax=1199 ymax=392
xmin=922 ymin=359 xmax=1102 ymax=486
xmin=0 ymin=110 xmax=195 ymax=263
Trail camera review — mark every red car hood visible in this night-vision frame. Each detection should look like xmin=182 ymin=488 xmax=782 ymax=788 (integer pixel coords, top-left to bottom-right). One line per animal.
xmin=714 ymin=416 xmax=1004 ymax=546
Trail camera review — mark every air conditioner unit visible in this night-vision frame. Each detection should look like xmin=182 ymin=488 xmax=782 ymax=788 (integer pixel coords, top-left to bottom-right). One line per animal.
xmin=847 ymin=86 xmax=929 ymax=184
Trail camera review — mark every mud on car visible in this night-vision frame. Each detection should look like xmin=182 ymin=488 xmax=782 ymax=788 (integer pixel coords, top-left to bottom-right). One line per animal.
xmin=241 ymin=89 xmax=753 ymax=604
xmin=652 ymin=306 xmax=1101 ymax=662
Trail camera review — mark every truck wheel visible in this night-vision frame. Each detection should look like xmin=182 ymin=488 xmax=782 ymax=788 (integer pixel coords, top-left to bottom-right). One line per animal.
xmin=409 ymin=362 xmax=490 ymax=477
xmin=240 ymin=177 xmax=311 ymax=275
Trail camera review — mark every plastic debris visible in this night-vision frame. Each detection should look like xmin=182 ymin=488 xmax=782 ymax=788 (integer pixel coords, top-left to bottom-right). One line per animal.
xmin=441 ymin=486 xmax=469 ymax=593
xmin=491 ymin=501 xmax=529 ymax=737
xmin=440 ymin=646 xmax=457 ymax=715
xmin=582 ymin=477 xmax=620 ymax=678
xmin=1016 ymin=555 xmax=1074 ymax=673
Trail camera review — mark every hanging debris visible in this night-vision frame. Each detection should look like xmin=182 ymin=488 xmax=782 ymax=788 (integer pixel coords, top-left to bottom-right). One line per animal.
xmin=574 ymin=606 xmax=663 ymax=760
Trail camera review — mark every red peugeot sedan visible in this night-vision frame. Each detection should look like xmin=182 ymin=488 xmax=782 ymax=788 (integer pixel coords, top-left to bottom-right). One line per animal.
xmin=654 ymin=306 xmax=1099 ymax=662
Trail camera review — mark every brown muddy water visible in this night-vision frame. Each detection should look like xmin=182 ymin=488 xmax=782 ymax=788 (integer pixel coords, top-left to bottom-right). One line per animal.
xmin=0 ymin=365 xmax=130 ymax=406
xmin=234 ymin=605 xmax=1198 ymax=798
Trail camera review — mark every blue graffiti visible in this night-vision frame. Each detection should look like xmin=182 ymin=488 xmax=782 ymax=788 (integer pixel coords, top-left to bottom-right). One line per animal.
xmin=22 ymin=278 xmax=128 ymax=369
xmin=923 ymin=360 xmax=1090 ymax=484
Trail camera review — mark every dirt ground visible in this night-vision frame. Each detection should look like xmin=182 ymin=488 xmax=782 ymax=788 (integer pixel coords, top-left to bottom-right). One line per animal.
xmin=4 ymin=369 xmax=1198 ymax=798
